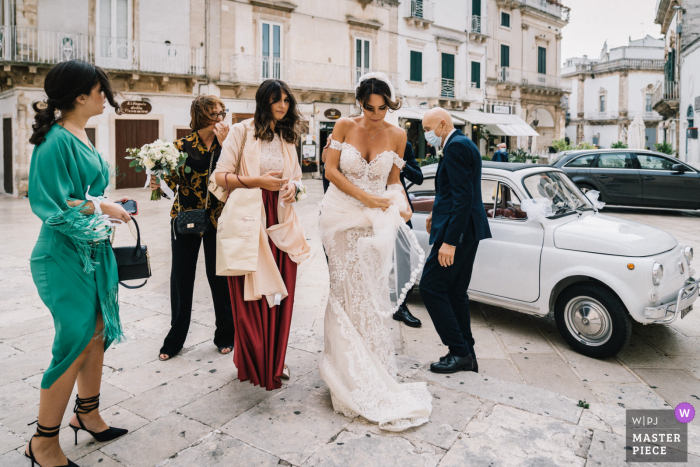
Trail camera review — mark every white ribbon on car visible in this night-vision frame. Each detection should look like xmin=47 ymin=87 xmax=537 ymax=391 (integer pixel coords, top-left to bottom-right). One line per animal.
xmin=521 ymin=198 xmax=555 ymax=224
xmin=143 ymin=168 xmax=175 ymax=199
xmin=585 ymin=190 xmax=606 ymax=210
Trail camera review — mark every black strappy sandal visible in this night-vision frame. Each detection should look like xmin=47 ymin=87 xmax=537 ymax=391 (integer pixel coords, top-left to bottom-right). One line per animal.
xmin=68 ymin=394 xmax=128 ymax=445
xmin=25 ymin=421 xmax=79 ymax=467
xmin=218 ymin=346 xmax=233 ymax=355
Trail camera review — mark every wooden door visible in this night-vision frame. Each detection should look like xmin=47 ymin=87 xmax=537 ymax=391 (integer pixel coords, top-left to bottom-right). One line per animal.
xmin=85 ymin=128 xmax=96 ymax=147
xmin=233 ymin=113 xmax=254 ymax=123
xmin=115 ymin=119 xmax=159 ymax=189
xmin=176 ymin=128 xmax=191 ymax=140
xmin=3 ymin=118 xmax=12 ymax=194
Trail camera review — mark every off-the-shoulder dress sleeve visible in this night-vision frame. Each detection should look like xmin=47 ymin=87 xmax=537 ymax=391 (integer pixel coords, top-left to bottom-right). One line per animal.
xmin=392 ymin=153 xmax=406 ymax=170
xmin=328 ymin=136 xmax=343 ymax=151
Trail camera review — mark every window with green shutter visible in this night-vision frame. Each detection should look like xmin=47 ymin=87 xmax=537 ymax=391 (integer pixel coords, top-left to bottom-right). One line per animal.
xmin=410 ymin=51 xmax=422 ymax=82
xmin=442 ymin=53 xmax=455 ymax=80
xmin=501 ymin=12 xmax=510 ymax=28
xmin=472 ymin=0 xmax=481 ymax=17
xmin=500 ymin=45 xmax=509 ymax=68
xmin=538 ymin=47 xmax=546 ymax=74
xmin=471 ymin=61 xmax=481 ymax=89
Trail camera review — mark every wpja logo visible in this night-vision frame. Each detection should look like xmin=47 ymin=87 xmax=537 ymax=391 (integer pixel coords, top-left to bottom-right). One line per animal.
xmin=626 ymin=404 xmax=693 ymax=463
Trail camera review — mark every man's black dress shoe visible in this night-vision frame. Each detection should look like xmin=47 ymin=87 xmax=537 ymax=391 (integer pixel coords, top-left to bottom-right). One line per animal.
xmin=393 ymin=304 xmax=422 ymax=328
xmin=439 ymin=352 xmax=478 ymax=373
xmin=430 ymin=353 xmax=476 ymax=373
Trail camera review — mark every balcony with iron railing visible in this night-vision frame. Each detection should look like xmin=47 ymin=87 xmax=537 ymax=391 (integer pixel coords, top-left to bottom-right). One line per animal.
xmin=652 ymin=80 xmax=680 ymax=119
xmin=566 ymin=58 xmax=665 ymax=76
xmin=403 ymin=0 xmax=435 ymax=28
xmin=0 ymin=26 xmax=204 ymax=76
xmin=422 ymin=79 xmax=483 ymax=103
xmin=585 ymin=111 xmax=619 ymax=120
xmin=469 ymin=15 xmax=489 ymax=42
xmin=496 ymin=67 xmax=571 ymax=92
xmin=229 ymin=54 xmax=400 ymax=94
xmin=499 ymin=0 xmax=570 ymax=22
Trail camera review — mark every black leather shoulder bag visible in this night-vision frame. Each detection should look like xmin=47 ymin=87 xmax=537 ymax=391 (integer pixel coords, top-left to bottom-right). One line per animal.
xmin=175 ymin=151 xmax=215 ymax=235
xmin=111 ymin=217 xmax=151 ymax=289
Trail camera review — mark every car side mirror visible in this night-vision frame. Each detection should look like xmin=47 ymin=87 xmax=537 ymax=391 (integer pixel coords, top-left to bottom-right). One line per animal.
xmin=671 ymin=164 xmax=687 ymax=173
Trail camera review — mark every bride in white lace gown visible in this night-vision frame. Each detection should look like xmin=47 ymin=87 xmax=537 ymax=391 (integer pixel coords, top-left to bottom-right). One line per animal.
xmin=319 ymin=73 xmax=432 ymax=431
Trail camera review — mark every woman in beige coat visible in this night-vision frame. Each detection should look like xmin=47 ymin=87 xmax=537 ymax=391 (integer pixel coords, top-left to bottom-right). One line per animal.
xmin=211 ymin=79 xmax=309 ymax=390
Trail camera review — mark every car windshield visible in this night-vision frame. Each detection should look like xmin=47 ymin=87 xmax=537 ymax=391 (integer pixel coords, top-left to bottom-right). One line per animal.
xmin=522 ymin=171 xmax=593 ymax=216
xmin=550 ymin=153 xmax=569 ymax=165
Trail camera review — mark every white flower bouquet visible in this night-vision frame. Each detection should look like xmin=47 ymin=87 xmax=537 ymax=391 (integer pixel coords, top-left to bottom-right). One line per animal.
xmin=295 ymin=183 xmax=307 ymax=202
xmin=126 ymin=140 xmax=189 ymax=200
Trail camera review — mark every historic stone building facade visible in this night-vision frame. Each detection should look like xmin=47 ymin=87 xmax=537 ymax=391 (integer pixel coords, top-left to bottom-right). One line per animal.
xmin=0 ymin=0 xmax=400 ymax=196
xmin=562 ymin=37 xmax=664 ymax=150
xmin=484 ymin=0 xmax=570 ymax=154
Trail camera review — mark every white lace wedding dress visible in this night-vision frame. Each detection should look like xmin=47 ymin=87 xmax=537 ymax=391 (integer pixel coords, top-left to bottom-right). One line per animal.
xmin=318 ymin=139 xmax=432 ymax=432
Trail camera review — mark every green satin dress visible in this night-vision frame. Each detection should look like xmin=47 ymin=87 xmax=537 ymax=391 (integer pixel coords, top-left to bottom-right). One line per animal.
xmin=28 ymin=124 xmax=122 ymax=390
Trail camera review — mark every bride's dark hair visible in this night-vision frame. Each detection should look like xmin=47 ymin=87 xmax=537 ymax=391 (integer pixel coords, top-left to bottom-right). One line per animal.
xmin=30 ymin=60 xmax=120 ymax=146
xmin=356 ymin=78 xmax=401 ymax=111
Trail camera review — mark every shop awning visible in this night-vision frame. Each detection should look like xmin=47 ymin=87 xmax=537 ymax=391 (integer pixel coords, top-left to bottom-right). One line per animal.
xmin=449 ymin=110 xmax=539 ymax=136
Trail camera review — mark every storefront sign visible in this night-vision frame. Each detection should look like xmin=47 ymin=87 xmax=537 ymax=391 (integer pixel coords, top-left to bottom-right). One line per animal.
xmin=324 ymin=108 xmax=341 ymax=120
xmin=493 ymin=105 xmax=511 ymax=115
xmin=320 ymin=122 xmax=336 ymax=131
xmin=121 ymin=101 xmax=152 ymax=115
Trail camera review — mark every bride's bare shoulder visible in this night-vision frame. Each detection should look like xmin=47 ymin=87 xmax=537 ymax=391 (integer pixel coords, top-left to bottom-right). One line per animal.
xmin=385 ymin=123 xmax=407 ymax=144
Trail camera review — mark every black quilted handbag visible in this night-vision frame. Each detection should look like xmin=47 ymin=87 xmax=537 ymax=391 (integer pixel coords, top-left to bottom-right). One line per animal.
xmin=175 ymin=151 xmax=214 ymax=235
xmin=112 ymin=217 xmax=151 ymax=289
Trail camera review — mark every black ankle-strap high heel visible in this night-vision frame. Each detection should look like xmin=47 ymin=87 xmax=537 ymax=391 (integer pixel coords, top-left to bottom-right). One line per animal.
xmin=68 ymin=394 xmax=128 ymax=445
xmin=24 ymin=421 xmax=79 ymax=467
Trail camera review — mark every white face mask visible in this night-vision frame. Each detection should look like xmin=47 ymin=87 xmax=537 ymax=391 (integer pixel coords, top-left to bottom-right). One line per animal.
xmin=424 ymin=121 xmax=445 ymax=148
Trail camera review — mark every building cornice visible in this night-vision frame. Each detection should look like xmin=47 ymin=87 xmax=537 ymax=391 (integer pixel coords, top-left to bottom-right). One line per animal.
xmin=249 ymin=0 xmax=298 ymax=13
xmin=346 ymin=15 xmax=383 ymax=30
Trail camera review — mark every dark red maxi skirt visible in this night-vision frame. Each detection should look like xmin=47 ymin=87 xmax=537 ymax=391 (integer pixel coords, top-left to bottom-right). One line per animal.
xmin=228 ymin=189 xmax=297 ymax=391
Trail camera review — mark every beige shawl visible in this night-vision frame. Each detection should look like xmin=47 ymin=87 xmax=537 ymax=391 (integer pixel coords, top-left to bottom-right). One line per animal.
xmin=209 ymin=119 xmax=310 ymax=306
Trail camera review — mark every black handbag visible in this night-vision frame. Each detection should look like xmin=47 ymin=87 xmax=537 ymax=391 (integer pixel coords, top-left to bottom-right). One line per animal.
xmin=175 ymin=151 xmax=215 ymax=235
xmin=112 ymin=217 xmax=151 ymax=289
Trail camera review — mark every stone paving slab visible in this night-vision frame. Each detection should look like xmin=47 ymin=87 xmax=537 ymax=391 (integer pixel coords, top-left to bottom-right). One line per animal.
xmin=100 ymin=413 xmax=211 ymax=467
xmin=220 ymin=371 xmax=353 ymax=466
xmin=440 ymin=404 xmax=590 ymax=466
xmin=2 ymin=184 xmax=700 ymax=466
xmin=418 ymin=369 xmax=584 ymax=424
xmin=161 ymin=432 xmax=280 ymax=466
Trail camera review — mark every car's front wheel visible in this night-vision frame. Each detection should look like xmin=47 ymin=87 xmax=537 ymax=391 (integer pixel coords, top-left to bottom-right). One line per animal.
xmin=554 ymin=283 xmax=632 ymax=358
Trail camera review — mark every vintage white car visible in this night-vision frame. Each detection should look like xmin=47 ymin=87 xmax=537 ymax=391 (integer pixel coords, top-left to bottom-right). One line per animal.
xmin=407 ymin=162 xmax=698 ymax=358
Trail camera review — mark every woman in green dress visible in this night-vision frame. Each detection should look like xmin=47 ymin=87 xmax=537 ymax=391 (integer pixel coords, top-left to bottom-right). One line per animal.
xmin=27 ymin=60 xmax=130 ymax=467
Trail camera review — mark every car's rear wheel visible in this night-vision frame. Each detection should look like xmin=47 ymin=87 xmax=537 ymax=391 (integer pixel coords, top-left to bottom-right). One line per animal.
xmin=554 ymin=283 xmax=632 ymax=358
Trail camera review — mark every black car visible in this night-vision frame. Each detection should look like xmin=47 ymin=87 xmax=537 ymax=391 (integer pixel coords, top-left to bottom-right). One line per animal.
xmin=551 ymin=149 xmax=700 ymax=209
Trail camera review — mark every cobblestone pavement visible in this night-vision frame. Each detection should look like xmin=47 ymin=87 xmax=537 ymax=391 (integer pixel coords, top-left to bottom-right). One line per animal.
xmin=1 ymin=180 xmax=699 ymax=466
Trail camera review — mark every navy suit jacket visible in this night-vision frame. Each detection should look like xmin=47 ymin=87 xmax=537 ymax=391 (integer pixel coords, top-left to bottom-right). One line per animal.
xmin=430 ymin=130 xmax=492 ymax=246
xmin=491 ymin=151 xmax=509 ymax=163
xmin=400 ymin=142 xmax=423 ymax=228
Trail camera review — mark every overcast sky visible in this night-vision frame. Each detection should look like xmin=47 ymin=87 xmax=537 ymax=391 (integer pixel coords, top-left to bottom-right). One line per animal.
xmin=561 ymin=0 xmax=662 ymax=63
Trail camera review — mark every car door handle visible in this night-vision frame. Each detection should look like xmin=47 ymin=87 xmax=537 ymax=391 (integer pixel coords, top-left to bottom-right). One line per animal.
xmin=644 ymin=176 xmax=655 ymax=180
xmin=597 ymin=175 xmax=609 ymax=179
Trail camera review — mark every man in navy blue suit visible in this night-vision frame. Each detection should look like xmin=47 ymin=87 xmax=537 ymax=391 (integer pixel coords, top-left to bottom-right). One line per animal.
xmin=419 ymin=108 xmax=492 ymax=373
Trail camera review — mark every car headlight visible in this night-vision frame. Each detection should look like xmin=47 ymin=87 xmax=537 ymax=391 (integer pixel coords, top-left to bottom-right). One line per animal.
xmin=652 ymin=263 xmax=664 ymax=286
xmin=684 ymin=247 xmax=694 ymax=266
